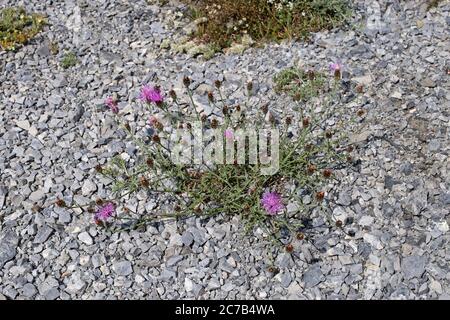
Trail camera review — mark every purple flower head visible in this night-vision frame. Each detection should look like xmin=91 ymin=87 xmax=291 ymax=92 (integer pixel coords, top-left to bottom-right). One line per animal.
xmin=105 ymin=96 xmax=119 ymax=114
xmin=140 ymin=85 xmax=164 ymax=105
xmin=329 ymin=61 xmax=343 ymax=79
xmin=224 ymin=129 xmax=234 ymax=140
xmin=261 ymin=191 xmax=284 ymax=215
xmin=329 ymin=61 xmax=343 ymax=72
xmin=94 ymin=202 xmax=115 ymax=223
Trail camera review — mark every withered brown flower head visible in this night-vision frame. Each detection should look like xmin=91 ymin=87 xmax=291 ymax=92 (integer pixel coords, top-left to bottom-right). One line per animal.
xmin=357 ymin=109 xmax=365 ymax=117
xmin=146 ymin=158 xmax=154 ymax=168
xmin=201 ymin=114 xmax=207 ymax=122
xmin=211 ymin=118 xmax=218 ymax=129
xmin=316 ymin=191 xmax=325 ymax=201
xmin=307 ymin=70 xmax=315 ymax=80
xmin=246 ymin=81 xmax=253 ymax=92
xmin=169 ymin=89 xmax=177 ymax=100
xmin=323 ymin=168 xmax=333 ymax=178
xmin=95 ymin=198 xmax=104 ymax=206
xmin=95 ymin=164 xmax=103 ymax=173
xmin=285 ymin=116 xmax=292 ymax=125
xmin=293 ymin=93 xmax=302 ymax=101
xmin=152 ymin=135 xmax=161 ymax=144
xmin=55 ymin=198 xmax=66 ymax=207
xmin=140 ymin=176 xmax=149 ymax=188
xmin=208 ymin=91 xmax=214 ymax=103
xmin=261 ymin=104 xmax=269 ymax=114
xmin=124 ymin=122 xmax=131 ymax=132
xmin=307 ymin=164 xmax=316 ymax=175
xmin=222 ymin=105 xmax=228 ymax=115
xmin=335 ymin=220 xmax=343 ymax=228
xmin=296 ymin=232 xmax=305 ymax=240
xmin=356 ymin=84 xmax=364 ymax=93
xmin=325 ymin=131 xmax=333 ymax=139
xmin=214 ymin=80 xmax=222 ymax=89
xmin=183 ymin=76 xmax=191 ymax=87
xmin=268 ymin=266 xmax=279 ymax=274
xmin=302 ymin=117 xmax=310 ymax=127
xmin=346 ymin=145 xmax=354 ymax=152
xmin=235 ymin=104 xmax=241 ymax=112
xmin=285 ymin=243 xmax=294 ymax=253
xmin=154 ymin=121 xmax=164 ymax=131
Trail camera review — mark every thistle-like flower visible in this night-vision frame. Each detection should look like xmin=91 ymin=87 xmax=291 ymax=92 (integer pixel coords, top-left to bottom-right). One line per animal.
xmin=329 ymin=61 xmax=343 ymax=79
xmin=94 ymin=202 xmax=115 ymax=223
xmin=261 ymin=191 xmax=284 ymax=215
xmin=105 ymin=96 xmax=119 ymax=114
xmin=224 ymin=129 xmax=234 ymax=140
xmin=140 ymin=85 xmax=163 ymax=105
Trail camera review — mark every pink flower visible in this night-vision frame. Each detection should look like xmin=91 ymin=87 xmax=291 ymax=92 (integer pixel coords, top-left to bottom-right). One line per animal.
xmin=94 ymin=203 xmax=115 ymax=223
xmin=261 ymin=191 xmax=284 ymax=215
xmin=148 ymin=115 xmax=158 ymax=127
xmin=329 ymin=61 xmax=343 ymax=72
xmin=224 ymin=129 xmax=234 ymax=140
xmin=140 ymin=85 xmax=163 ymax=104
xmin=105 ymin=96 xmax=119 ymax=114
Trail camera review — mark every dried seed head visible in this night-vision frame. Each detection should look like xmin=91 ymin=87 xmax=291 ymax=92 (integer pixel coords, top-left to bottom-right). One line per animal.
xmin=235 ymin=104 xmax=241 ymax=112
xmin=211 ymin=118 xmax=219 ymax=129
xmin=201 ymin=114 xmax=207 ymax=122
xmin=154 ymin=121 xmax=164 ymax=131
xmin=246 ymin=81 xmax=253 ymax=92
xmin=307 ymin=164 xmax=316 ymax=175
xmin=261 ymin=104 xmax=269 ymax=114
xmin=285 ymin=116 xmax=292 ymax=125
xmin=169 ymin=89 xmax=177 ymax=100
xmin=87 ymin=207 xmax=95 ymax=213
xmin=307 ymin=70 xmax=315 ymax=80
xmin=356 ymin=84 xmax=364 ymax=93
xmin=194 ymin=205 xmax=202 ymax=214
xmin=305 ymin=143 xmax=313 ymax=151
xmin=55 ymin=198 xmax=66 ymax=207
xmin=183 ymin=76 xmax=191 ymax=87
xmin=334 ymin=69 xmax=341 ymax=80
xmin=323 ymin=169 xmax=333 ymax=178
xmin=302 ymin=117 xmax=310 ymax=127
xmin=222 ymin=105 xmax=228 ymax=115
xmin=268 ymin=266 xmax=279 ymax=274
xmin=293 ymin=93 xmax=302 ymax=101
xmin=357 ymin=109 xmax=365 ymax=117
xmin=296 ymin=232 xmax=305 ymax=240
xmin=186 ymin=123 xmax=192 ymax=130
xmin=214 ymin=80 xmax=222 ymax=89
xmin=95 ymin=164 xmax=103 ymax=173
xmin=140 ymin=176 xmax=149 ymax=188
xmin=174 ymin=205 xmax=181 ymax=212
xmin=96 ymin=198 xmax=104 ymax=206
xmin=335 ymin=220 xmax=343 ymax=228
xmin=124 ymin=122 xmax=131 ymax=132
xmin=325 ymin=131 xmax=333 ymax=139
xmin=346 ymin=145 xmax=354 ymax=152
xmin=316 ymin=191 xmax=325 ymax=201
xmin=152 ymin=135 xmax=161 ymax=144
xmin=207 ymin=91 xmax=214 ymax=103
xmin=146 ymin=158 xmax=154 ymax=168
xmin=347 ymin=155 xmax=353 ymax=162
xmin=285 ymin=243 xmax=294 ymax=253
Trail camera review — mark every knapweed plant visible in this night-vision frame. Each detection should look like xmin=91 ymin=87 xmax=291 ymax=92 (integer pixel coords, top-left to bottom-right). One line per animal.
xmin=62 ymin=63 xmax=361 ymax=247
xmin=183 ymin=0 xmax=351 ymax=49
xmin=0 ymin=7 xmax=46 ymax=51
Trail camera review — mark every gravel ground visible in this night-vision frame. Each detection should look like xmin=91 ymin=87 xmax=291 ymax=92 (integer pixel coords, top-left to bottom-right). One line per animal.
xmin=0 ymin=0 xmax=449 ymax=300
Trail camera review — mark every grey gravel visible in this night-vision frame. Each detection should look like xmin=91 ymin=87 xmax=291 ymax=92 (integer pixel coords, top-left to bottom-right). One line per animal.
xmin=0 ymin=0 xmax=448 ymax=300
